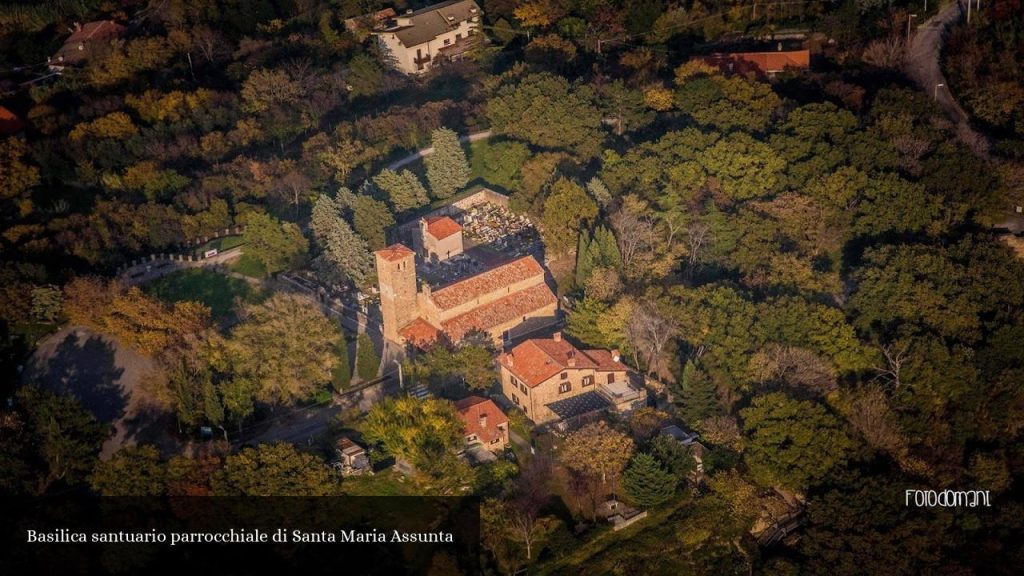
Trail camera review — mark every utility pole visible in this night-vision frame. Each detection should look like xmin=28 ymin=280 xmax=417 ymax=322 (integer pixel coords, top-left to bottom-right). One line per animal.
xmin=596 ymin=38 xmax=602 ymax=54
xmin=907 ymin=14 xmax=917 ymax=44
xmin=967 ymin=0 xmax=972 ymax=23
xmin=934 ymin=83 xmax=944 ymax=101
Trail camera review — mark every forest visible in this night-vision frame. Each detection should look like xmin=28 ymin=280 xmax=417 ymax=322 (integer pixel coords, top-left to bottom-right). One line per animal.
xmin=1 ymin=1 xmax=1023 ymax=575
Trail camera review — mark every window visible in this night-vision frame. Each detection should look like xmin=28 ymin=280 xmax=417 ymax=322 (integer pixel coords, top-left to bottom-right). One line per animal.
xmin=582 ymin=375 xmax=593 ymax=387
xmin=511 ymin=376 xmax=519 ymax=387
xmin=444 ymin=38 xmax=451 ymax=45
xmin=607 ymin=373 xmax=615 ymax=384
xmin=559 ymin=382 xmax=571 ymax=394
xmin=560 ymin=372 xmax=568 ymax=380
xmin=512 ymin=394 xmax=520 ymax=406
xmin=456 ymin=33 xmax=462 ymax=41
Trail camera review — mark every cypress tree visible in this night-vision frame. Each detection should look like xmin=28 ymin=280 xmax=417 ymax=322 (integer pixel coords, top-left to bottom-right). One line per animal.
xmin=332 ymin=332 xmax=352 ymax=391
xmin=592 ymin=225 xmax=623 ymax=268
xmin=355 ymin=333 xmax=380 ymax=381
xmin=575 ymin=231 xmax=595 ymax=286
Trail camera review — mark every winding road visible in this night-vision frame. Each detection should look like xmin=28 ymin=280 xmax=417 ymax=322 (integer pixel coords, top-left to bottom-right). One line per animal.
xmin=904 ymin=1 xmax=988 ymax=156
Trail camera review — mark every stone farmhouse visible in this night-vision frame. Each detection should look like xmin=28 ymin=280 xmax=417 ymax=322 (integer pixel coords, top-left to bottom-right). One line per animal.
xmin=372 ymin=0 xmax=483 ymax=75
xmin=374 ymin=238 xmax=557 ymax=346
xmin=498 ymin=333 xmax=646 ymax=426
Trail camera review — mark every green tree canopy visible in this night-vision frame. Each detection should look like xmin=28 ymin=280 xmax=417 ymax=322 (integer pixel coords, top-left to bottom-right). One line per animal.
xmin=740 ymin=392 xmax=853 ymax=491
xmin=212 ymin=443 xmax=339 ymax=496
xmin=242 ymin=212 xmax=308 ymax=276
xmin=360 ymin=397 xmax=464 ymax=470
xmin=486 ymin=72 xmax=604 ymax=158
xmin=425 ymin=127 xmax=470 ymax=199
xmin=89 ymin=444 xmax=166 ymax=496
xmin=540 ymin=177 xmax=598 ymax=255
xmin=622 ymin=452 xmax=677 ymax=507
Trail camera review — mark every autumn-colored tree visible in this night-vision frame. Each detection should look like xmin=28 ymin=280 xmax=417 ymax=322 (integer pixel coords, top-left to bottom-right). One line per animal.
xmin=559 ymin=421 xmax=634 ymax=485
xmin=361 ymin=397 xmax=464 ymax=473
xmin=226 ymin=293 xmax=338 ymax=404
xmin=64 ymin=277 xmax=209 ymax=355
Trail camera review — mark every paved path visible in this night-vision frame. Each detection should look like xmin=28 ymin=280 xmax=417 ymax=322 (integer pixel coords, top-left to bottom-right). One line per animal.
xmin=120 ymin=246 xmax=245 ymax=286
xmin=386 ymin=130 xmax=492 ymax=171
xmin=904 ymin=1 xmax=988 ymax=156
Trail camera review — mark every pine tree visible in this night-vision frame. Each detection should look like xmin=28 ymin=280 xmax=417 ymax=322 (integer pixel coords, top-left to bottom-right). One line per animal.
xmin=310 ymin=194 xmax=374 ymax=287
xmin=622 ymin=452 xmax=676 ymax=507
xmin=373 ymin=168 xmax=429 ymax=213
xmin=425 ymin=127 xmax=470 ymax=199
xmin=677 ymin=360 xmax=721 ymax=427
xmin=565 ymin=297 xmax=610 ymax=348
xmin=355 ymin=333 xmax=380 ymax=381
xmin=332 ymin=332 xmax=351 ymax=392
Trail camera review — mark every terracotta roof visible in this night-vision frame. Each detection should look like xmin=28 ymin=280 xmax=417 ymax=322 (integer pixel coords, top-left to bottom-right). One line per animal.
xmin=701 ymin=50 xmax=810 ymax=75
xmin=441 ymin=282 xmax=556 ymax=341
xmin=430 ymin=256 xmax=545 ymax=311
xmin=499 ymin=336 xmax=627 ymax=388
xmin=424 ymin=216 xmax=461 ymax=240
xmin=455 ymin=396 xmax=508 ymax=444
xmin=375 ymin=243 xmax=415 ymax=262
xmin=399 ymin=317 xmax=442 ymax=346
xmin=0 ymin=106 xmax=24 ymax=135
xmin=55 ymin=21 xmax=125 ymax=64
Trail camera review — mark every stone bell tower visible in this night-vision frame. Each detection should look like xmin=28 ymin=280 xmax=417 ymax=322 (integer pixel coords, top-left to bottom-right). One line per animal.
xmin=375 ymin=243 xmax=418 ymax=342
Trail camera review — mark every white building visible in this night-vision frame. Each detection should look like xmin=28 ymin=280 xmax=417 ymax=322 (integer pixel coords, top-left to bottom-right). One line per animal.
xmin=373 ymin=0 xmax=483 ymax=75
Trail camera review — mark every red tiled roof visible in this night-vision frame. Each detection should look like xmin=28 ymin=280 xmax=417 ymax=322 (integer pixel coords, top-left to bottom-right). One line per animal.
xmin=441 ymin=282 xmax=556 ymax=341
xmin=0 ymin=106 xmax=24 ymax=135
xmin=424 ymin=216 xmax=461 ymax=240
xmin=375 ymin=243 xmax=415 ymax=262
xmin=399 ymin=317 xmax=441 ymax=346
xmin=55 ymin=21 xmax=125 ymax=64
xmin=455 ymin=396 xmax=508 ymax=444
xmin=701 ymin=50 xmax=810 ymax=75
xmin=430 ymin=256 xmax=545 ymax=311
xmin=499 ymin=336 xmax=627 ymax=387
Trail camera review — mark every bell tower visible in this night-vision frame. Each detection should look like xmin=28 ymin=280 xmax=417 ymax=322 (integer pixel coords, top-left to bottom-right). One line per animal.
xmin=375 ymin=244 xmax=418 ymax=342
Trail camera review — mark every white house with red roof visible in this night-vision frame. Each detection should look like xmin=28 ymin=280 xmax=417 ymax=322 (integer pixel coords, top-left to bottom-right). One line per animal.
xmin=498 ymin=333 xmax=645 ymax=426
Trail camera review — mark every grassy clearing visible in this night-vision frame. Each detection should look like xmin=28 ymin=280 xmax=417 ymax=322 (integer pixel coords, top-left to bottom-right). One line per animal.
xmin=230 ymin=253 xmax=267 ymax=278
xmin=146 ymin=268 xmax=255 ymax=319
xmin=340 ymin=470 xmax=417 ymax=496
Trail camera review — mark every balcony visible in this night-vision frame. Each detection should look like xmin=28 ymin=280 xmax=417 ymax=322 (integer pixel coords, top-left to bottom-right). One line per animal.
xmin=597 ymin=380 xmax=645 ymax=413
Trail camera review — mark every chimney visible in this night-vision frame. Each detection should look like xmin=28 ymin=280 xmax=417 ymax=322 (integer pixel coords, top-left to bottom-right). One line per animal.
xmin=506 ymin=352 xmax=513 ymax=366
xmin=553 ymin=332 xmax=562 ymax=342
xmin=479 ymin=413 xmax=487 ymax=428
xmin=567 ymin=349 xmax=576 ymax=367
xmin=777 ymin=42 xmax=783 ymax=52
xmin=611 ymin=349 xmax=620 ymax=362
